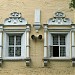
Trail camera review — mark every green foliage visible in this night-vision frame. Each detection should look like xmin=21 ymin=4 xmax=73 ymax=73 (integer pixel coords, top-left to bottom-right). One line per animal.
xmin=70 ymin=0 xmax=75 ymax=9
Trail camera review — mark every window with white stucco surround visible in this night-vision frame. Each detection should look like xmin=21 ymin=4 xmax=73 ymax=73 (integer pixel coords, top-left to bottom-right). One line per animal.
xmin=3 ymin=12 xmax=30 ymax=61
xmin=43 ymin=12 xmax=72 ymax=64
xmin=3 ymin=32 xmax=26 ymax=59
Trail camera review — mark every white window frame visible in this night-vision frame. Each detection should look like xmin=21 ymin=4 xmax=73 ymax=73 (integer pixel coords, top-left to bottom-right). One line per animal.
xmin=50 ymin=34 xmax=66 ymax=57
xmin=48 ymin=32 xmax=71 ymax=59
xmin=8 ymin=35 xmax=21 ymax=57
xmin=3 ymin=32 xmax=26 ymax=60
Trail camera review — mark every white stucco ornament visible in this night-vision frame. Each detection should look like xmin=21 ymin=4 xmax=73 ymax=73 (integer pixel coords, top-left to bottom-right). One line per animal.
xmin=47 ymin=12 xmax=72 ymax=25
xmin=33 ymin=9 xmax=41 ymax=32
xmin=4 ymin=12 xmax=27 ymax=25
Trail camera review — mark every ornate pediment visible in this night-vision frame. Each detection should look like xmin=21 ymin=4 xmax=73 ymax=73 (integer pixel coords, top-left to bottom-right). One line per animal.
xmin=47 ymin=12 xmax=72 ymax=25
xmin=4 ymin=12 xmax=27 ymax=25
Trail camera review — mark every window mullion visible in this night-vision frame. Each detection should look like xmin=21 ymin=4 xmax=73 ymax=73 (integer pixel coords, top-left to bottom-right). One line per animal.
xmin=58 ymin=35 xmax=60 ymax=57
xmin=14 ymin=36 xmax=16 ymax=57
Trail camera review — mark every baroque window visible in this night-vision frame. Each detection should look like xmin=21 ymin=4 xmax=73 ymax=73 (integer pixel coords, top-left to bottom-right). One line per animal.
xmin=3 ymin=12 xmax=28 ymax=60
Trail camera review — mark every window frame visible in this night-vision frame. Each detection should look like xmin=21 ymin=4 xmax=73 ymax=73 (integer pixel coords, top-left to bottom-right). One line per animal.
xmin=3 ymin=32 xmax=26 ymax=60
xmin=48 ymin=32 xmax=71 ymax=60
xmin=8 ymin=35 xmax=21 ymax=57
xmin=50 ymin=34 xmax=66 ymax=57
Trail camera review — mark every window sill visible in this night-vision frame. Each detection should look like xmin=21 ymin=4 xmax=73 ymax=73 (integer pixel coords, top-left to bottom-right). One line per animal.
xmin=3 ymin=57 xmax=26 ymax=60
xmin=48 ymin=57 xmax=71 ymax=60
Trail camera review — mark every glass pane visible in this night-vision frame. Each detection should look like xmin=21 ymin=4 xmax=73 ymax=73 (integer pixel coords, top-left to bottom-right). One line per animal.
xmin=9 ymin=36 xmax=14 ymax=45
xmin=53 ymin=35 xmax=58 ymax=45
xmin=8 ymin=47 xmax=14 ymax=56
xmin=53 ymin=46 xmax=59 ymax=57
xmin=16 ymin=36 xmax=21 ymax=45
xmin=15 ymin=47 xmax=21 ymax=56
xmin=60 ymin=47 xmax=66 ymax=57
xmin=60 ymin=35 xmax=65 ymax=45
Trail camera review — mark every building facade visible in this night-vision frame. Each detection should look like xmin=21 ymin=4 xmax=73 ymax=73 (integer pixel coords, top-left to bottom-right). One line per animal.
xmin=0 ymin=0 xmax=75 ymax=75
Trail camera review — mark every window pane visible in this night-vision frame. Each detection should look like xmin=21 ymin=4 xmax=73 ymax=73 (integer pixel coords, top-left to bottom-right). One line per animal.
xmin=53 ymin=35 xmax=58 ymax=45
xmin=15 ymin=47 xmax=21 ymax=56
xmin=53 ymin=46 xmax=59 ymax=57
xmin=60 ymin=47 xmax=66 ymax=56
xmin=16 ymin=36 xmax=21 ymax=45
xmin=9 ymin=36 xmax=14 ymax=45
xmin=60 ymin=35 xmax=65 ymax=45
xmin=8 ymin=47 xmax=14 ymax=56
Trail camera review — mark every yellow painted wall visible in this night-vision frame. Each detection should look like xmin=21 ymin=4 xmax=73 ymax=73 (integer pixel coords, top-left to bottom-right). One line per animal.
xmin=0 ymin=0 xmax=75 ymax=75
xmin=0 ymin=61 xmax=74 ymax=75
